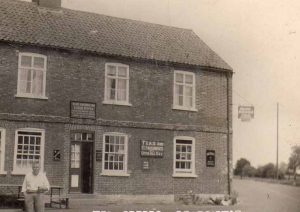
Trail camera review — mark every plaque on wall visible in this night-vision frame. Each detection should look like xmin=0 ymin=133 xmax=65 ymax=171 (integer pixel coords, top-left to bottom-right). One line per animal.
xmin=206 ymin=150 xmax=215 ymax=167
xmin=96 ymin=150 xmax=102 ymax=162
xmin=53 ymin=150 xmax=61 ymax=161
xmin=140 ymin=140 xmax=164 ymax=158
xmin=142 ymin=160 xmax=149 ymax=170
xmin=70 ymin=101 xmax=96 ymax=119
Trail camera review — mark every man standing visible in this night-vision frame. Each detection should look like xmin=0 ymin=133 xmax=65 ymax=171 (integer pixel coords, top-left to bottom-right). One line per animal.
xmin=21 ymin=161 xmax=50 ymax=212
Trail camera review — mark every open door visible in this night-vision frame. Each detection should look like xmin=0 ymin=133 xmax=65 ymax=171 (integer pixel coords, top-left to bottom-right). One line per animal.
xmin=69 ymin=132 xmax=94 ymax=193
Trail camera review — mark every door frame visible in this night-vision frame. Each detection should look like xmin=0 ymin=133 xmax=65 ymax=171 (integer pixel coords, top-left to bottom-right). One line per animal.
xmin=69 ymin=131 xmax=95 ymax=193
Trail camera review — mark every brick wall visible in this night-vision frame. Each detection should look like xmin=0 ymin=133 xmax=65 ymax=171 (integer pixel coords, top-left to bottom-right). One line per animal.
xmin=0 ymin=41 xmax=232 ymax=195
xmin=0 ymin=42 xmax=228 ymax=130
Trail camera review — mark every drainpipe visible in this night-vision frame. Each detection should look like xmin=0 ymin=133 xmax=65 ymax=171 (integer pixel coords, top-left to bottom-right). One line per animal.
xmin=226 ymin=71 xmax=232 ymax=195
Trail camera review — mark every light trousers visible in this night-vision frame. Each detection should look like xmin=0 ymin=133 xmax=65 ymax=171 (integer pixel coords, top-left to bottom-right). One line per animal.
xmin=24 ymin=193 xmax=45 ymax=212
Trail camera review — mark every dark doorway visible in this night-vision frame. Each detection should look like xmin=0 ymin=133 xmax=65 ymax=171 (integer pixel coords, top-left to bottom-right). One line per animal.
xmin=81 ymin=142 xmax=93 ymax=193
xmin=69 ymin=132 xmax=94 ymax=193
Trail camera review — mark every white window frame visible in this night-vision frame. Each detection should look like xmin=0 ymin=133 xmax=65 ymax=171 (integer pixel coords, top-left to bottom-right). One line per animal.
xmin=173 ymin=70 xmax=197 ymax=111
xmin=103 ymin=63 xmax=131 ymax=106
xmin=12 ymin=128 xmax=45 ymax=175
xmin=101 ymin=132 xmax=129 ymax=176
xmin=0 ymin=128 xmax=7 ymax=175
xmin=16 ymin=52 xmax=48 ymax=99
xmin=173 ymin=136 xmax=197 ymax=178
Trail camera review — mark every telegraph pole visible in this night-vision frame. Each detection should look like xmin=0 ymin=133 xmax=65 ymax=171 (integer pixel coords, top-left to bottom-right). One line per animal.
xmin=276 ymin=103 xmax=279 ymax=180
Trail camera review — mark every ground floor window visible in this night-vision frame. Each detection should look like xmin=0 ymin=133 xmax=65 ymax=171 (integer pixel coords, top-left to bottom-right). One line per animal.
xmin=13 ymin=129 xmax=45 ymax=175
xmin=0 ymin=128 xmax=6 ymax=174
xmin=102 ymin=133 xmax=129 ymax=176
xmin=173 ymin=136 xmax=196 ymax=177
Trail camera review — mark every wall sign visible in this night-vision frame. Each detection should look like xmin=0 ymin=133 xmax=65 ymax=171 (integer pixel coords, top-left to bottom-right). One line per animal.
xmin=142 ymin=160 xmax=149 ymax=170
xmin=70 ymin=101 xmax=96 ymax=119
xmin=140 ymin=140 xmax=164 ymax=157
xmin=206 ymin=150 xmax=215 ymax=167
xmin=53 ymin=150 xmax=61 ymax=161
xmin=96 ymin=150 xmax=102 ymax=162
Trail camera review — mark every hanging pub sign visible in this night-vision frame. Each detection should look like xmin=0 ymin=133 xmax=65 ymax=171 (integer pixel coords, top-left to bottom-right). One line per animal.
xmin=238 ymin=105 xmax=254 ymax=122
xmin=70 ymin=101 xmax=96 ymax=119
xmin=206 ymin=150 xmax=215 ymax=167
xmin=140 ymin=140 xmax=164 ymax=158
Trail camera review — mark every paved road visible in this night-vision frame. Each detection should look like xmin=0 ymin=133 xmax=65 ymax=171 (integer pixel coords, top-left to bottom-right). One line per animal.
xmin=234 ymin=178 xmax=300 ymax=212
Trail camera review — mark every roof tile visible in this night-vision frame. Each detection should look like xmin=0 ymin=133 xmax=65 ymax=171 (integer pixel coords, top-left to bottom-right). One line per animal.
xmin=0 ymin=0 xmax=232 ymax=71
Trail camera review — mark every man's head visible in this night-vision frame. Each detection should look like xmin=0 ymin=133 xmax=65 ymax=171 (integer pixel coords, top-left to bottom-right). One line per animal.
xmin=32 ymin=161 xmax=40 ymax=176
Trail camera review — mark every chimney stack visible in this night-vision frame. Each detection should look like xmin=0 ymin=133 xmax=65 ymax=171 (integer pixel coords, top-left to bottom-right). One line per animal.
xmin=33 ymin=0 xmax=61 ymax=9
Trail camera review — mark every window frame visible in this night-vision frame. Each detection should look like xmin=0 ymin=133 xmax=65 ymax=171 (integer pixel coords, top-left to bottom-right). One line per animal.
xmin=103 ymin=63 xmax=131 ymax=106
xmin=16 ymin=52 xmax=48 ymax=99
xmin=12 ymin=128 xmax=45 ymax=175
xmin=173 ymin=136 xmax=197 ymax=178
xmin=173 ymin=70 xmax=197 ymax=111
xmin=101 ymin=132 xmax=129 ymax=176
xmin=0 ymin=128 xmax=7 ymax=175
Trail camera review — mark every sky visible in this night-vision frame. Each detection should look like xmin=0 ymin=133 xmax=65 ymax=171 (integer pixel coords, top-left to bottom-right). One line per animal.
xmin=25 ymin=0 xmax=300 ymax=167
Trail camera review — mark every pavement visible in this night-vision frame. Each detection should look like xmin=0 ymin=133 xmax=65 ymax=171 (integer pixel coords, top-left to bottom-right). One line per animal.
xmin=1 ymin=178 xmax=300 ymax=212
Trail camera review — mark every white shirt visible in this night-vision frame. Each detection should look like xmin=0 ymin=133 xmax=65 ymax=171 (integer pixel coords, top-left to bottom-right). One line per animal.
xmin=21 ymin=172 xmax=50 ymax=193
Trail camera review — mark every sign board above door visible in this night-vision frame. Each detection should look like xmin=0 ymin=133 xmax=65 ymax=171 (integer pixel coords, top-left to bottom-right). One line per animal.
xmin=70 ymin=101 xmax=96 ymax=119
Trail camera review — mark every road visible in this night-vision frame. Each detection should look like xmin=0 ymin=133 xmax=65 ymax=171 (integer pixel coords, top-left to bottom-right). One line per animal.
xmin=234 ymin=178 xmax=300 ymax=212
xmin=1 ymin=179 xmax=300 ymax=212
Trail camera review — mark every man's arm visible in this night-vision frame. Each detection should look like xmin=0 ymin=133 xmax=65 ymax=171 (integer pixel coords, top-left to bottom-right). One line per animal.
xmin=38 ymin=173 xmax=50 ymax=192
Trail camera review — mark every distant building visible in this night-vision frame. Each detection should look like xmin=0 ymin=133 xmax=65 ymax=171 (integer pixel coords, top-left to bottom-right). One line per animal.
xmin=0 ymin=0 xmax=233 ymax=200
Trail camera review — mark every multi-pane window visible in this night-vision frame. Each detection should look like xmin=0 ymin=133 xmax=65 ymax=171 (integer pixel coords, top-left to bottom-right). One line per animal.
xmin=17 ymin=53 xmax=47 ymax=98
xmin=71 ymin=144 xmax=80 ymax=168
xmin=104 ymin=63 xmax=129 ymax=104
xmin=0 ymin=129 xmax=6 ymax=174
xmin=102 ymin=133 xmax=128 ymax=175
xmin=173 ymin=71 xmax=196 ymax=110
xmin=174 ymin=137 xmax=196 ymax=177
xmin=13 ymin=129 xmax=44 ymax=174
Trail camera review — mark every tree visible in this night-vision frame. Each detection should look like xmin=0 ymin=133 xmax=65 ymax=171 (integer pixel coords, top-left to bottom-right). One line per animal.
xmin=234 ymin=158 xmax=251 ymax=178
xmin=242 ymin=164 xmax=256 ymax=177
xmin=288 ymin=145 xmax=300 ymax=182
xmin=262 ymin=163 xmax=276 ymax=178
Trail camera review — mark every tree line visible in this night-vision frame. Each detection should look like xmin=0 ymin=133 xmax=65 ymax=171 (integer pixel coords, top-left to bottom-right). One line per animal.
xmin=234 ymin=145 xmax=300 ymax=181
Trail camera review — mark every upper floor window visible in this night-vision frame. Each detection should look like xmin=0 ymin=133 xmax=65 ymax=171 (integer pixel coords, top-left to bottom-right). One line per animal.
xmin=173 ymin=71 xmax=196 ymax=111
xmin=103 ymin=63 xmax=131 ymax=106
xmin=12 ymin=129 xmax=45 ymax=175
xmin=0 ymin=128 xmax=6 ymax=174
xmin=101 ymin=133 xmax=129 ymax=176
xmin=17 ymin=53 xmax=47 ymax=99
xmin=173 ymin=136 xmax=197 ymax=178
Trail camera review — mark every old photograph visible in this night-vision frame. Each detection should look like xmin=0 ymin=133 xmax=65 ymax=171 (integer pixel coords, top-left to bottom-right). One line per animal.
xmin=0 ymin=0 xmax=299 ymax=212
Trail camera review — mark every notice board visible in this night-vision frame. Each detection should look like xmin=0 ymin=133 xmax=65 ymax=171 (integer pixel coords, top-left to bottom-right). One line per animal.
xmin=140 ymin=140 xmax=164 ymax=157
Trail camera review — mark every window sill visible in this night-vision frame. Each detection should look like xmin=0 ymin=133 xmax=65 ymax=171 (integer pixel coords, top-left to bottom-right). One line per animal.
xmin=11 ymin=171 xmax=26 ymax=175
xmin=102 ymin=101 xmax=132 ymax=107
xmin=0 ymin=171 xmax=7 ymax=175
xmin=172 ymin=173 xmax=198 ymax=178
xmin=100 ymin=172 xmax=130 ymax=177
xmin=172 ymin=106 xmax=198 ymax=112
xmin=15 ymin=94 xmax=48 ymax=100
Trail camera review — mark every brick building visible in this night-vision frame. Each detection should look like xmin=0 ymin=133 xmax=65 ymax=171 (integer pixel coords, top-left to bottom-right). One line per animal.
xmin=0 ymin=0 xmax=233 ymax=200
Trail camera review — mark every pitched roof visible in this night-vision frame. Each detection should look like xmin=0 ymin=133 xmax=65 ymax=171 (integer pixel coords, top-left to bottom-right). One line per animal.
xmin=0 ymin=0 xmax=232 ymax=71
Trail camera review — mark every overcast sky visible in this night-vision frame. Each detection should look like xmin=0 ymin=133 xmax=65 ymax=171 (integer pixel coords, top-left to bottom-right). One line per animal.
xmin=26 ymin=0 xmax=300 ymax=167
